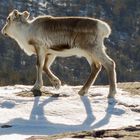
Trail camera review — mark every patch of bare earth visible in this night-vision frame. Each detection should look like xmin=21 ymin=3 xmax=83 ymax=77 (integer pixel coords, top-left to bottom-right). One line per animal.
xmin=27 ymin=125 xmax=140 ymax=140
xmin=16 ymin=90 xmax=60 ymax=97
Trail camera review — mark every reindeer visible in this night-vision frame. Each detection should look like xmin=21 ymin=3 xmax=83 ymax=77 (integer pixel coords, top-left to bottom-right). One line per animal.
xmin=1 ymin=10 xmax=117 ymax=98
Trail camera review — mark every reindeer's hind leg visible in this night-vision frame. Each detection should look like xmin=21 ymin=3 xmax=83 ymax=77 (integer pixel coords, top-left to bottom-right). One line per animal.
xmin=95 ymin=48 xmax=117 ymax=98
xmin=43 ymin=54 xmax=61 ymax=89
xmin=78 ymin=55 xmax=102 ymax=96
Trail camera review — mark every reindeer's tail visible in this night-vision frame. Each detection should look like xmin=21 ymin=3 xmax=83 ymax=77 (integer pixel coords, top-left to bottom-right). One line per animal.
xmin=97 ymin=20 xmax=111 ymax=38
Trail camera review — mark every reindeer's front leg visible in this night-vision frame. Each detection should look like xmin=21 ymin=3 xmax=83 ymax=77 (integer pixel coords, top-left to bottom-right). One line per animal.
xmin=43 ymin=54 xmax=61 ymax=89
xmin=32 ymin=47 xmax=46 ymax=91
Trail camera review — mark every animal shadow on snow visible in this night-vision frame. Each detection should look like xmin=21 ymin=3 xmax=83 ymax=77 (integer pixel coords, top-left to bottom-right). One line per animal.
xmin=0 ymin=90 xmax=125 ymax=135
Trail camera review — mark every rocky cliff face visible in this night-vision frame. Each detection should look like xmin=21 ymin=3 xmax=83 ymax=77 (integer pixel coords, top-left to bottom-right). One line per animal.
xmin=0 ymin=0 xmax=140 ymax=86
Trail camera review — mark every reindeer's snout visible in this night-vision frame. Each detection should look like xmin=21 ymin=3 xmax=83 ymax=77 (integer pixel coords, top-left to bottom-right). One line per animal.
xmin=1 ymin=28 xmax=4 ymax=34
xmin=4 ymin=32 xmax=8 ymax=36
xmin=1 ymin=28 xmax=8 ymax=37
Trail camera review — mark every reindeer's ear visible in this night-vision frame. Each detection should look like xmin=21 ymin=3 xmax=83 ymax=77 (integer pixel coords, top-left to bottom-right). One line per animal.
xmin=23 ymin=11 xmax=30 ymax=19
xmin=13 ymin=9 xmax=19 ymax=17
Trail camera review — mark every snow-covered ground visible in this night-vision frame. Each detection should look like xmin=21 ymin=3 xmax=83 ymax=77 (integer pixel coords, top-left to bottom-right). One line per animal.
xmin=0 ymin=85 xmax=139 ymax=140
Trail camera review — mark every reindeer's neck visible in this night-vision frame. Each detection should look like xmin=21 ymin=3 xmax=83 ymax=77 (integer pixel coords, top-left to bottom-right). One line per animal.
xmin=13 ymin=23 xmax=29 ymax=40
xmin=12 ymin=23 xmax=35 ymax=56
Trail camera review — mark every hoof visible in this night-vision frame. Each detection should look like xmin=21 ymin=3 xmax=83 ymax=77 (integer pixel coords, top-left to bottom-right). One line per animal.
xmin=51 ymin=79 xmax=61 ymax=89
xmin=108 ymin=90 xmax=117 ymax=98
xmin=32 ymin=89 xmax=42 ymax=97
xmin=31 ymin=87 xmax=41 ymax=92
xmin=32 ymin=83 xmax=43 ymax=91
xmin=107 ymin=94 xmax=115 ymax=98
xmin=78 ymin=90 xmax=87 ymax=96
xmin=31 ymin=86 xmax=42 ymax=96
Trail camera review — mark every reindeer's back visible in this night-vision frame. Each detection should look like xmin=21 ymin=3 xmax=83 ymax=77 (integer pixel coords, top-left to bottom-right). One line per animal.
xmin=32 ymin=16 xmax=98 ymax=33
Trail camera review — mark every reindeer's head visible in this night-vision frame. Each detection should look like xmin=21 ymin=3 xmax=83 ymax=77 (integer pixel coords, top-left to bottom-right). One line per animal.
xmin=1 ymin=9 xmax=30 ymax=37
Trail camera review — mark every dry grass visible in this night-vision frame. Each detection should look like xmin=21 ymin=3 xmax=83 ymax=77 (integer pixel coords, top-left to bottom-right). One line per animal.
xmin=117 ymin=82 xmax=140 ymax=96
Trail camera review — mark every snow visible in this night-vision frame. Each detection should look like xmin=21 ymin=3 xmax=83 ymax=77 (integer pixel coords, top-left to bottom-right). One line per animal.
xmin=0 ymin=85 xmax=139 ymax=140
